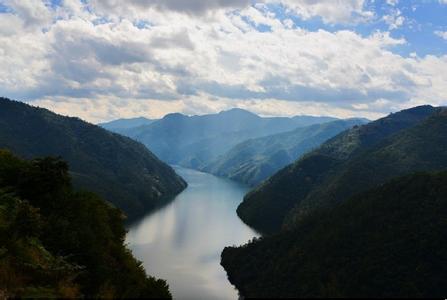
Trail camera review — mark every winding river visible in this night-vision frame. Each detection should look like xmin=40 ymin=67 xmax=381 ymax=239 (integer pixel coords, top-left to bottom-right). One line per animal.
xmin=126 ymin=167 xmax=259 ymax=300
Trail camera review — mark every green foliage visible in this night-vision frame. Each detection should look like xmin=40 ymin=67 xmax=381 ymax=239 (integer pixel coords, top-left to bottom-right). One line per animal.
xmin=0 ymin=150 xmax=171 ymax=298
xmin=0 ymin=97 xmax=186 ymax=221
xmin=204 ymin=119 xmax=366 ymax=186
xmin=238 ymin=105 xmax=445 ymax=234
xmin=222 ymin=171 xmax=447 ymax=298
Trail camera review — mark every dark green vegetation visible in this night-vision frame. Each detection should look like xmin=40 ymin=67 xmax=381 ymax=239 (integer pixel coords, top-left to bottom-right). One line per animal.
xmin=116 ymin=108 xmax=337 ymax=169
xmin=204 ymin=119 xmax=367 ymax=186
xmin=0 ymin=98 xmax=186 ymax=221
xmin=0 ymin=150 xmax=171 ymax=298
xmin=222 ymin=171 xmax=447 ymax=298
xmin=238 ymin=105 xmax=447 ymax=234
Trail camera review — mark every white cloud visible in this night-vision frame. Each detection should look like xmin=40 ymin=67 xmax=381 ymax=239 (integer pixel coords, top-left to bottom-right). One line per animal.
xmin=386 ymin=0 xmax=399 ymax=6
xmin=382 ymin=9 xmax=405 ymax=30
xmin=0 ymin=0 xmax=446 ymax=123
xmin=3 ymin=0 xmax=52 ymax=28
xmin=88 ymin=0 xmax=373 ymax=24
xmin=435 ymin=30 xmax=447 ymax=40
xmin=275 ymin=0 xmax=373 ymax=24
xmin=89 ymin=0 xmax=251 ymax=16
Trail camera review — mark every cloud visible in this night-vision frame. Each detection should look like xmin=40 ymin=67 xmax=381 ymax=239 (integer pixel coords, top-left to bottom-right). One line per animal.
xmin=89 ymin=0 xmax=251 ymax=17
xmin=0 ymin=0 xmax=446 ymax=123
xmin=89 ymin=0 xmax=373 ymax=24
xmin=382 ymin=9 xmax=405 ymax=30
xmin=3 ymin=0 xmax=52 ymax=28
xmin=274 ymin=0 xmax=373 ymax=24
xmin=386 ymin=0 xmax=399 ymax=6
xmin=435 ymin=30 xmax=447 ymax=40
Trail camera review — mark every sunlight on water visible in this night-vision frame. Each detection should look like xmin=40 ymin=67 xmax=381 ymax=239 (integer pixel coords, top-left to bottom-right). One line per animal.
xmin=126 ymin=167 xmax=259 ymax=300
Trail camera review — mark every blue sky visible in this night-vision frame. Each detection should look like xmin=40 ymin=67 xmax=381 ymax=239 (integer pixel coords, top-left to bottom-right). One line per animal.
xmin=0 ymin=0 xmax=446 ymax=122
xmin=245 ymin=0 xmax=447 ymax=56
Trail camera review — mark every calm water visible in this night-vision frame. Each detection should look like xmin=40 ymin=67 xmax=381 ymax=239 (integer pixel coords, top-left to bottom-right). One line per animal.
xmin=126 ymin=167 xmax=259 ymax=300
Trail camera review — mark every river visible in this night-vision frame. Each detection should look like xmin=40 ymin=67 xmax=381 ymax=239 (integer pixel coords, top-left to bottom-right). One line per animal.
xmin=126 ymin=167 xmax=259 ymax=300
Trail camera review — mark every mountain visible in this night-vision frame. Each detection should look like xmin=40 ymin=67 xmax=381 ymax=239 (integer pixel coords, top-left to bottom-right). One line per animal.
xmin=222 ymin=171 xmax=447 ymax=298
xmin=237 ymin=105 xmax=446 ymax=234
xmin=203 ymin=119 xmax=367 ymax=186
xmin=99 ymin=117 xmax=155 ymax=135
xmin=0 ymin=150 xmax=171 ymax=298
xmin=119 ymin=108 xmax=338 ymax=169
xmin=0 ymin=97 xmax=186 ymax=221
xmin=290 ymin=115 xmax=342 ymax=127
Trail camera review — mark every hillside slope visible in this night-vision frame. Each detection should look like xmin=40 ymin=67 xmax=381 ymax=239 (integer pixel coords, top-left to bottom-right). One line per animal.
xmin=222 ymin=171 xmax=447 ymax=298
xmin=238 ymin=105 xmax=443 ymax=233
xmin=0 ymin=150 xmax=171 ymax=298
xmin=0 ymin=97 xmax=186 ymax=220
xmin=203 ymin=119 xmax=367 ymax=186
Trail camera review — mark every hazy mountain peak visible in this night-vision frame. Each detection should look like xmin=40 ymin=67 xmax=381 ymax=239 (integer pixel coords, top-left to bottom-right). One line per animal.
xmin=122 ymin=116 xmax=150 ymax=121
xmin=99 ymin=116 xmax=154 ymax=130
xmin=163 ymin=112 xmax=188 ymax=120
xmin=218 ymin=108 xmax=259 ymax=117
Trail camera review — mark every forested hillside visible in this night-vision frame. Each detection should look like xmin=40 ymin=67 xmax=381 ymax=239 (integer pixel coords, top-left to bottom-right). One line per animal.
xmin=0 ymin=98 xmax=186 ymax=221
xmin=222 ymin=171 xmax=447 ymax=298
xmin=237 ymin=105 xmax=444 ymax=233
xmin=0 ymin=150 xmax=171 ymax=298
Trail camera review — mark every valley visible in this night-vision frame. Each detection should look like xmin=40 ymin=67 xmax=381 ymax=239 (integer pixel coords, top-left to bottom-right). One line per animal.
xmin=1 ymin=97 xmax=447 ymax=299
xmin=1 ymin=1 xmax=447 ymax=298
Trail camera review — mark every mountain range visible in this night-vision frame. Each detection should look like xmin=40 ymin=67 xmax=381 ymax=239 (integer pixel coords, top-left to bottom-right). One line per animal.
xmin=109 ymin=108 xmax=338 ymax=169
xmin=0 ymin=97 xmax=186 ymax=221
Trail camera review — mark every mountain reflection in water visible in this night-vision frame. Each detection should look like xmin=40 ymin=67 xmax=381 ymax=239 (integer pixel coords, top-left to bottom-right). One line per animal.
xmin=126 ymin=167 xmax=259 ymax=300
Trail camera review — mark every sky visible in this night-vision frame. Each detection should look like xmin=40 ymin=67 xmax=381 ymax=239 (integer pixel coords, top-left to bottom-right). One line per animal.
xmin=0 ymin=0 xmax=446 ymax=123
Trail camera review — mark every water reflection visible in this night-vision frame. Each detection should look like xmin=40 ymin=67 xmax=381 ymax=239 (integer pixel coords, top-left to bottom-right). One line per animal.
xmin=126 ymin=167 xmax=259 ymax=300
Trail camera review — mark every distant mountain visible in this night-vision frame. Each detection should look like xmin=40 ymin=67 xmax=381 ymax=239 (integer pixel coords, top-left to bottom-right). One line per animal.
xmin=119 ymin=108 xmax=339 ymax=169
xmin=99 ymin=117 xmax=155 ymax=134
xmin=0 ymin=97 xmax=186 ymax=220
xmin=203 ymin=119 xmax=367 ymax=186
xmin=222 ymin=171 xmax=447 ymax=298
xmin=290 ymin=115 xmax=341 ymax=127
xmin=237 ymin=105 xmax=447 ymax=234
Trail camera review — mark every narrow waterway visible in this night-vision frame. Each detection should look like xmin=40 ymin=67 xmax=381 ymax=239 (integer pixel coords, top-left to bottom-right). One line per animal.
xmin=126 ymin=167 xmax=259 ymax=300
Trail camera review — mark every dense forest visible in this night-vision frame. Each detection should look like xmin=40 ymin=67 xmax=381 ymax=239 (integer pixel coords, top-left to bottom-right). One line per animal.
xmin=222 ymin=171 xmax=447 ymax=298
xmin=0 ymin=97 xmax=186 ymax=221
xmin=0 ymin=150 xmax=171 ymax=298
xmin=237 ymin=105 xmax=446 ymax=234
